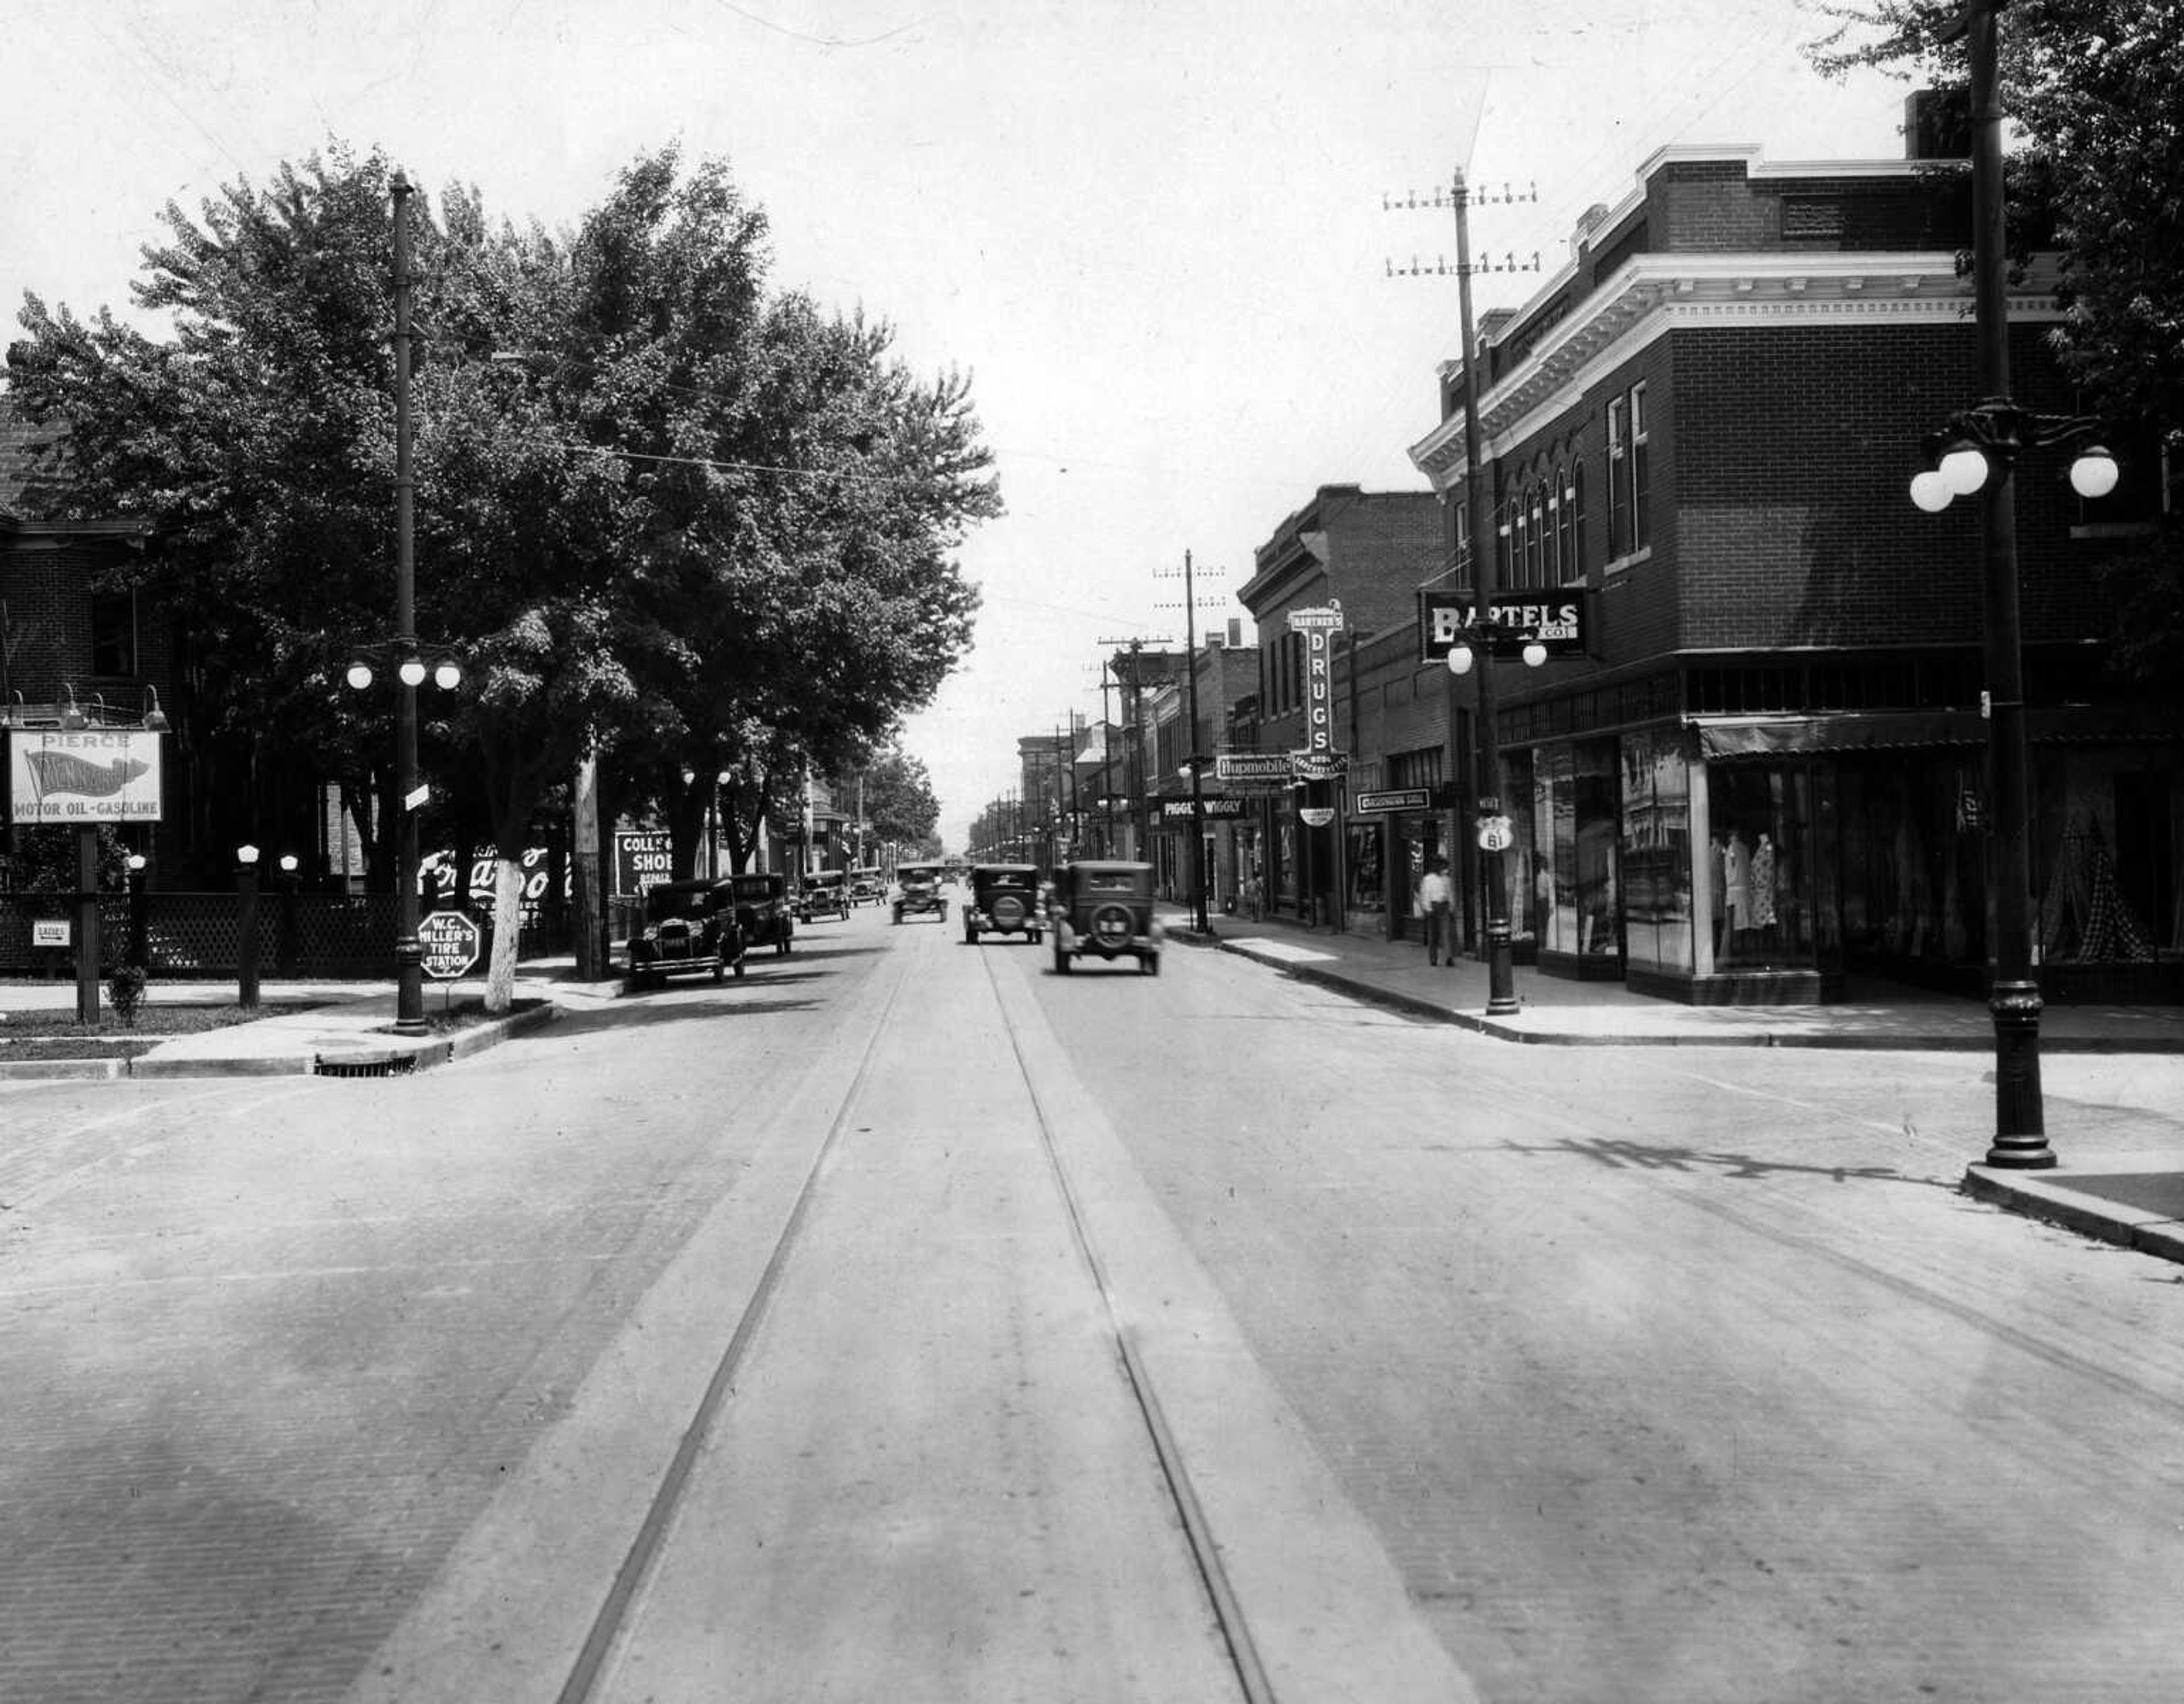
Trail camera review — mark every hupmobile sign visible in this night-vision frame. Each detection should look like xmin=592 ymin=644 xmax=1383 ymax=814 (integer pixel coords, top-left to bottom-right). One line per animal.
xmin=6 ymin=730 xmax=164 ymax=824
xmin=1417 ymin=590 xmax=1586 ymax=661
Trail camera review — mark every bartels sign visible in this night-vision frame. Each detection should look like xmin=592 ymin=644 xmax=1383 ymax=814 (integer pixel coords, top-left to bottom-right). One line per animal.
xmin=1417 ymin=590 xmax=1587 ymax=663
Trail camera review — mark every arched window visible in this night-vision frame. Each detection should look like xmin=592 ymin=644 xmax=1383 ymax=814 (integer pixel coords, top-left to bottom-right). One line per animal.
xmin=1556 ymin=460 xmax=1575 ymax=581
xmin=1571 ymin=460 xmax=1587 ymax=575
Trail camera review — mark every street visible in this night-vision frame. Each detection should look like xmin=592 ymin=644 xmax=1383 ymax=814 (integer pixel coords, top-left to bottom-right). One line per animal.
xmin=3 ymin=903 xmax=2182 ymax=1702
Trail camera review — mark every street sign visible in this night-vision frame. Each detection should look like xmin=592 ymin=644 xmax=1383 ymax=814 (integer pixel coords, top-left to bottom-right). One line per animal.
xmin=1476 ymin=814 xmax=1514 ymax=852
xmin=1355 ymin=788 xmax=1429 ymax=814
xmin=418 ymin=909 xmax=483 ymax=979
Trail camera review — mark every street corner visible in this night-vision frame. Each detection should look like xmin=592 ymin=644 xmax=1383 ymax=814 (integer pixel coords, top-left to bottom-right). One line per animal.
xmin=1963 ymin=1160 xmax=2184 ymax=1267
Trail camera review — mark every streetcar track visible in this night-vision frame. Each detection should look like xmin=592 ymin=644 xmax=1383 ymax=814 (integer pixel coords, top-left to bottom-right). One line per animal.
xmin=555 ymin=950 xmax=917 ymax=1704
xmin=976 ymin=942 xmax=1275 ymax=1704
xmin=554 ymin=920 xmax=1269 ymax=1704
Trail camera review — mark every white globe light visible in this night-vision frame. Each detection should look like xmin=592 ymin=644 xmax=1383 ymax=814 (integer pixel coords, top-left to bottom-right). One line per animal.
xmin=1909 ymin=470 xmax=1953 ymax=513
xmin=1521 ymin=639 xmax=1549 ymax=668
xmin=2069 ymin=446 xmax=2119 ymax=499
xmin=346 ymin=661 xmax=374 ymax=690
xmin=1445 ymin=645 xmax=1475 ymax=676
xmin=235 ymin=843 xmax=260 ymax=866
xmin=1939 ymin=444 xmax=1989 ymax=496
xmin=433 ymin=661 xmax=461 ymax=690
xmin=398 ymin=658 xmax=428 ymax=686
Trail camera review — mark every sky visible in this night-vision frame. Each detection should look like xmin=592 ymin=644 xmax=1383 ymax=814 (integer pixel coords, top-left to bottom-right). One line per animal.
xmin=3 ymin=0 xmax=1911 ymax=850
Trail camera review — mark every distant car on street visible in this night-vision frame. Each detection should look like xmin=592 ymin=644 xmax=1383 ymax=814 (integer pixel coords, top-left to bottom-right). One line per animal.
xmin=1049 ymin=859 xmax=1161 ymax=974
xmin=892 ymin=862 xmax=950 ymax=924
xmin=624 ymin=878 xmax=747 ymax=989
xmin=963 ymin=863 xmax=1044 ymax=946
xmin=796 ymin=870 xmax=849 ymax=923
xmin=849 ymin=866 xmax=886 ymax=907
xmin=727 ymin=870 xmax=794 ymax=957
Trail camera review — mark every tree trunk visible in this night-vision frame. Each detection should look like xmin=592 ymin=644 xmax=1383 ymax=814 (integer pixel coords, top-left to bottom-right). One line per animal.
xmin=483 ymin=854 xmax=524 ymax=1014
xmin=572 ymin=751 xmax=603 ymax=979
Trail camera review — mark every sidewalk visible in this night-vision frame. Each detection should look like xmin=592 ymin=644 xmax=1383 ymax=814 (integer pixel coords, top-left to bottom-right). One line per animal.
xmin=0 ymin=960 xmax=610 ymax=1081
xmin=1160 ymin=901 xmax=2184 ymax=1267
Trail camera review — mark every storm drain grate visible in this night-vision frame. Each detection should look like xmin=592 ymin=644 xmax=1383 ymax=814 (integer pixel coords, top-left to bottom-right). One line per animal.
xmin=313 ymin=1053 xmax=420 ymax=1078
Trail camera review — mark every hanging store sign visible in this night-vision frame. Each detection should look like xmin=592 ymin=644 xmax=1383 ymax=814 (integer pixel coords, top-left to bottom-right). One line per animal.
xmin=1217 ymin=751 xmax=1292 ymax=786
xmin=1288 ymin=601 xmax=1345 ymax=760
xmin=1297 ymin=805 xmax=1336 ymax=828
xmin=1160 ymin=797 xmax=1248 ymax=820
xmin=1416 ymin=590 xmax=1587 ymax=663
xmin=1355 ymin=788 xmax=1430 ymax=814
xmin=1289 ymin=749 xmax=1348 ymax=781
xmin=6 ymin=730 xmax=164 ymax=825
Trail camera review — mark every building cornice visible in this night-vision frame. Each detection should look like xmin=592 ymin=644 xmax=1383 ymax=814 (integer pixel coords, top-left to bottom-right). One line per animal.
xmin=1407 ymin=252 xmax=2063 ymax=489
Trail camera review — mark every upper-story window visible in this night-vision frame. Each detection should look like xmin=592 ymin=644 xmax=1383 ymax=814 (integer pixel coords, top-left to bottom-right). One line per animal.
xmin=90 ymin=591 xmax=137 ymax=677
xmin=1554 ymin=460 xmax=1575 ymax=581
xmin=1606 ymin=383 xmax=1649 ymax=565
xmin=1607 ymin=396 xmax=1630 ymax=560
xmin=1454 ymin=497 xmax=1471 ymax=579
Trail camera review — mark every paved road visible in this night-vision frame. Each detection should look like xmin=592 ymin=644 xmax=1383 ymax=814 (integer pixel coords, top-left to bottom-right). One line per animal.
xmin=2 ymin=900 xmax=2181 ymax=1701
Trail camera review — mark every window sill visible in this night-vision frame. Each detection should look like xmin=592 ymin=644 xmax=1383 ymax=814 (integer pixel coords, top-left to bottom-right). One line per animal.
xmin=1604 ymin=545 xmax=1653 ymax=575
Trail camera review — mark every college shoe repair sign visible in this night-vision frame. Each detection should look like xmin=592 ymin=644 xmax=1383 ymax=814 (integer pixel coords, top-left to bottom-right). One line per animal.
xmin=1417 ymin=590 xmax=1587 ymax=663
xmin=6 ymin=729 xmax=164 ymax=824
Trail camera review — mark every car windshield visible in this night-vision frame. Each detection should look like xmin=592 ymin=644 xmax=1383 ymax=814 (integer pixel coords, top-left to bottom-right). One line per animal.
xmin=900 ymin=867 xmax=940 ymax=883
xmin=645 ymin=887 xmax=713 ymax=921
xmin=1083 ymin=872 xmax=1142 ymax=892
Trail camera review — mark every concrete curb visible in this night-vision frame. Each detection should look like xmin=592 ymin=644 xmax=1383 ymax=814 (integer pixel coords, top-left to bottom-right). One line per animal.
xmin=0 ymin=998 xmax=565 ymax=1081
xmin=1180 ymin=927 xmax=2184 ymax=1053
xmin=1962 ymin=1165 xmax=2184 ymax=1267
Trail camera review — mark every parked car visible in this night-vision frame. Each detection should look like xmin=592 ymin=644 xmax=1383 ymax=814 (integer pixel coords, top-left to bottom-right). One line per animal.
xmin=727 ymin=870 xmax=794 ymax=957
xmin=892 ymin=862 xmax=950 ymax=924
xmin=849 ymin=866 xmax=887 ymax=907
xmin=1049 ymin=860 xmax=1161 ymax=974
xmin=963 ymin=863 xmax=1043 ymax=945
xmin=796 ymin=869 xmax=849 ymax=923
xmin=624 ymin=878 xmax=747 ymax=988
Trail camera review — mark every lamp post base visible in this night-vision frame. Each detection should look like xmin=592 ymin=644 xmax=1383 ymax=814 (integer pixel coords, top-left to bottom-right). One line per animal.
xmin=1483 ymin=920 xmax=1521 ymax=1017
xmin=1984 ymin=979 xmax=2053 ymax=1168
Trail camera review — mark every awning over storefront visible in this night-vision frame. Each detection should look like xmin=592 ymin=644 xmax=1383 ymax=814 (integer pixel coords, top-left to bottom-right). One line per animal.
xmin=1695 ymin=706 xmax=2184 ymax=759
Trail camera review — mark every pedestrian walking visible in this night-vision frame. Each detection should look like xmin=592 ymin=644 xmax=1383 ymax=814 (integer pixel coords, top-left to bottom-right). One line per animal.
xmin=1418 ymin=856 xmax=1453 ymax=967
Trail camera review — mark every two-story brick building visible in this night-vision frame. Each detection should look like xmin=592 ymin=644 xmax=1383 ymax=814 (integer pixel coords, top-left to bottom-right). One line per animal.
xmin=1234 ymin=486 xmax=1445 ymax=924
xmin=1404 ymin=138 xmax=2181 ymax=1002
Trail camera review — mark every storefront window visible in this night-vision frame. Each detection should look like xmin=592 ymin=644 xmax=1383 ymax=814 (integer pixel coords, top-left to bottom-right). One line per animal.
xmin=1620 ymin=731 xmax=1692 ymax=974
xmin=2034 ymin=748 xmax=2182 ymax=963
xmin=1836 ymin=754 xmax=1982 ymax=972
xmin=1347 ymin=822 xmax=1384 ymax=913
xmin=1530 ymin=745 xmax=1579 ymax=954
xmin=1707 ymin=762 xmax=1817 ymax=971
xmin=1574 ymin=740 xmax=1621 ymax=959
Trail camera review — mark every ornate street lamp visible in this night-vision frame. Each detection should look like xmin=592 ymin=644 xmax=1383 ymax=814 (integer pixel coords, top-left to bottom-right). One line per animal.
xmin=1908 ymin=0 xmax=2120 ymax=1170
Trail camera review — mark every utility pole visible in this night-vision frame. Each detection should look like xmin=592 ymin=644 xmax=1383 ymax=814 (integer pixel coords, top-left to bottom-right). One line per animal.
xmin=391 ymin=174 xmax=426 ymax=1035
xmin=1181 ymin=551 xmax=1211 ymax=933
xmin=1098 ymin=635 xmax=1170 ymax=863
xmin=1452 ymin=167 xmax=1521 ymax=1016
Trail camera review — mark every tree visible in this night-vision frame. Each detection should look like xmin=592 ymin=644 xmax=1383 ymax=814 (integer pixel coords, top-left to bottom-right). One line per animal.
xmin=855 ymin=747 xmax=942 ymax=849
xmin=1806 ymin=0 xmax=2184 ymax=676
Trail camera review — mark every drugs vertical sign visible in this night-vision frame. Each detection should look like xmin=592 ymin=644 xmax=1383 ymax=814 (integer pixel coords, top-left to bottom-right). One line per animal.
xmin=6 ymin=730 xmax=164 ymax=824
xmin=1287 ymin=602 xmax=1346 ymax=779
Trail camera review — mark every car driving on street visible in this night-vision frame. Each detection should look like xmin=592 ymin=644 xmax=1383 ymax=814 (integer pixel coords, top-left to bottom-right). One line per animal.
xmin=1049 ymin=859 xmax=1161 ymax=974
xmin=963 ymin=862 xmax=1044 ymax=946
xmin=892 ymin=862 xmax=950 ymax=924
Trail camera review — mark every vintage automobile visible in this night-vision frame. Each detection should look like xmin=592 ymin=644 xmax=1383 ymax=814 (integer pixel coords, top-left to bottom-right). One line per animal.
xmin=962 ymin=863 xmax=1043 ymax=946
xmin=796 ymin=868 xmax=850 ymax=923
xmin=892 ymin=862 xmax=950 ymax=924
xmin=849 ymin=866 xmax=887 ymax=907
xmin=1049 ymin=860 xmax=1162 ymax=974
xmin=726 ymin=870 xmax=794 ymax=957
xmin=624 ymin=878 xmax=747 ymax=988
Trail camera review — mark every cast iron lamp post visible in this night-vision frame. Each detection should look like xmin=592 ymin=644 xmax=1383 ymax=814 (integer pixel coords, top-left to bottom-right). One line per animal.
xmin=1908 ymin=0 xmax=2120 ymax=1171
xmin=235 ymin=843 xmax=261 ymax=1010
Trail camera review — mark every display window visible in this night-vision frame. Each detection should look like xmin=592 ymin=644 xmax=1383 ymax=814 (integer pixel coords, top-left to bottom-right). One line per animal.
xmin=1347 ymin=823 xmax=1384 ymax=913
xmin=1620 ymin=731 xmax=1692 ymax=974
xmin=1706 ymin=762 xmax=1816 ymax=971
xmin=1524 ymin=742 xmax=1620 ymax=961
xmin=2033 ymin=747 xmax=2182 ymax=962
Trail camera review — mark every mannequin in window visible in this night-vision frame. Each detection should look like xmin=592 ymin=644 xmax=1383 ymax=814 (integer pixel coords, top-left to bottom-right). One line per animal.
xmin=1751 ymin=832 xmax=1777 ymax=953
xmin=1723 ymin=829 xmax=1752 ymax=957
xmin=1710 ymin=833 xmax=1728 ymax=959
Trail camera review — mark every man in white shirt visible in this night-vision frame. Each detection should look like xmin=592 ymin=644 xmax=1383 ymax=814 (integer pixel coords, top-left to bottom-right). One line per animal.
xmin=1418 ymin=856 xmax=1454 ymax=967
